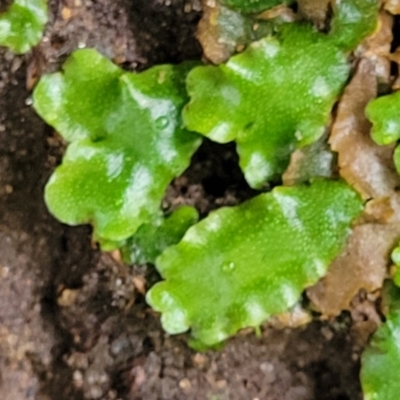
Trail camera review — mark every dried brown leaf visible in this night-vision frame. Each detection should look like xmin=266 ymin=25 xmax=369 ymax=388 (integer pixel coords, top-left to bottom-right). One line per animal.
xmin=355 ymin=11 xmax=393 ymax=87
xmin=196 ymin=1 xmax=283 ymax=64
xmin=307 ymin=217 xmax=400 ymax=316
xmin=350 ymin=291 xmax=382 ymax=347
xmin=256 ymin=5 xmax=297 ymax=22
xmin=26 ymin=49 xmax=46 ymax=90
xmin=384 ymin=0 xmax=400 ymax=15
xmin=330 ymin=57 xmax=400 ymax=199
xmin=388 ymin=47 xmax=400 ymax=64
xmin=197 ymin=1 xmax=232 ymax=64
xmin=268 ymin=305 xmax=312 ymax=329
xmin=363 ymin=196 xmax=398 ymax=223
xmin=308 ymin=26 xmax=400 ymax=315
xmin=297 ymin=0 xmax=330 ymax=28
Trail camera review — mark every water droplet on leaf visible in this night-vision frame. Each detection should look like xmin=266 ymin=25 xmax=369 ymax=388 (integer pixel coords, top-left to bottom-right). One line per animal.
xmin=155 ymin=116 xmax=169 ymax=129
xmin=222 ymin=262 xmax=235 ymax=272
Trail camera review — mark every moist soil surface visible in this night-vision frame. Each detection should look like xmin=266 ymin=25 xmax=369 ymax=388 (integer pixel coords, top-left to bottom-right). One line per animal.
xmin=0 ymin=1 xmax=370 ymax=399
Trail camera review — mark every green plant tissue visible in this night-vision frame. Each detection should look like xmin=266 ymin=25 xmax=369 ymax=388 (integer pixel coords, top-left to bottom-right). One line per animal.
xmin=147 ymin=179 xmax=363 ymax=348
xmin=183 ymin=22 xmax=349 ymax=189
xmin=361 ymin=283 xmax=400 ymax=400
xmin=0 ymin=0 xmax=48 ymax=54
xmin=33 ymin=49 xmax=201 ymax=245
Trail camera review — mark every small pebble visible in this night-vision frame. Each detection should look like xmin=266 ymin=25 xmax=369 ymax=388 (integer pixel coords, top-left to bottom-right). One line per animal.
xmin=179 ymin=378 xmax=192 ymax=390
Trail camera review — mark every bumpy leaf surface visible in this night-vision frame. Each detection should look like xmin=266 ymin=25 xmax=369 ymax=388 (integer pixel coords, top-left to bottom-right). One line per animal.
xmin=391 ymin=244 xmax=400 ymax=287
xmin=121 ymin=206 xmax=199 ymax=264
xmin=366 ymin=91 xmax=400 ymax=174
xmin=330 ymin=0 xmax=379 ymax=51
xmin=0 ymin=0 xmax=48 ymax=54
xmin=183 ymin=23 xmax=349 ymax=189
xmin=220 ymin=0 xmax=292 ymax=13
xmin=33 ymin=49 xmax=201 ymax=244
xmin=361 ymin=284 xmax=400 ymax=400
xmin=147 ymin=179 xmax=363 ymax=347
xmin=367 ymin=91 xmax=400 ymax=146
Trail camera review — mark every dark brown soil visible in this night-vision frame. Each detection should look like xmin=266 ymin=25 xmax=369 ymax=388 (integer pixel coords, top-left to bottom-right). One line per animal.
xmin=0 ymin=1 xmax=367 ymax=399
xmin=0 ymin=1 xmax=11 ymax=14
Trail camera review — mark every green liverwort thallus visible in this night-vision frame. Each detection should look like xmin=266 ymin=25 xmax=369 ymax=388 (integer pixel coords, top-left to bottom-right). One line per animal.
xmin=0 ymin=0 xmax=48 ymax=54
xmin=183 ymin=0 xmax=378 ymax=189
xmin=33 ymin=49 xmax=201 ymax=245
xmin=147 ymin=179 xmax=363 ymax=348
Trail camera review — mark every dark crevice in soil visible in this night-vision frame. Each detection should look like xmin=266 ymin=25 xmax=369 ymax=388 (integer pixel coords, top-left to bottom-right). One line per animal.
xmin=391 ymin=16 xmax=400 ymax=53
xmin=126 ymin=0 xmax=202 ymax=69
xmin=0 ymin=0 xmax=12 ymax=14
xmin=166 ymin=139 xmax=260 ymax=216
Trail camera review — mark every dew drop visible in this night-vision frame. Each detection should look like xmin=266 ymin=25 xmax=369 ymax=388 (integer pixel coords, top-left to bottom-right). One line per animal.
xmin=155 ymin=116 xmax=169 ymax=129
xmin=222 ymin=262 xmax=235 ymax=272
